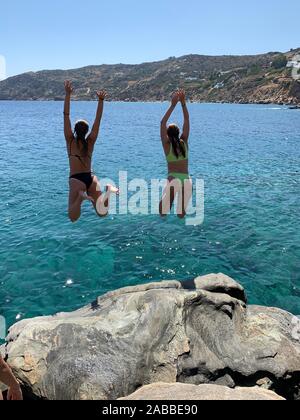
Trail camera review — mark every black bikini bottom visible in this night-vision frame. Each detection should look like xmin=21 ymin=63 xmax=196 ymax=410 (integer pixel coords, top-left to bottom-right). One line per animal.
xmin=70 ymin=172 xmax=94 ymax=190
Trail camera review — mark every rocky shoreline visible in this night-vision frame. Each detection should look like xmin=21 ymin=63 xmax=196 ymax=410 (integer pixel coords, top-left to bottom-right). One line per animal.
xmin=0 ymin=99 xmax=299 ymax=108
xmin=2 ymin=273 xmax=300 ymax=400
xmin=0 ymin=98 xmax=299 ymax=106
xmin=1 ymin=50 xmax=299 ymax=104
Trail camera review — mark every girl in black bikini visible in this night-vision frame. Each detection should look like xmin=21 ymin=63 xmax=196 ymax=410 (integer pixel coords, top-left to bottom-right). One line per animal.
xmin=64 ymin=81 xmax=119 ymax=222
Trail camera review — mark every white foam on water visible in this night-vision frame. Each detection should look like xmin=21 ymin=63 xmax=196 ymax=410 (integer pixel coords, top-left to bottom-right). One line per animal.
xmin=65 ymin=279 xmax=74 ymax=286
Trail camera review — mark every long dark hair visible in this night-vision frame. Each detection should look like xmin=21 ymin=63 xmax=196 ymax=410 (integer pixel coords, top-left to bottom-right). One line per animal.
xmin=167 ymin=124 xmax=186 ymax=158
xmin=74 ymin=120 xmax=89 ymax=154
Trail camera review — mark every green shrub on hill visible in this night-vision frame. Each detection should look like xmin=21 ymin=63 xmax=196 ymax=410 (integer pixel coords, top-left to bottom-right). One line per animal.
xmin=271 ymin=54 xmax=288 ymax=69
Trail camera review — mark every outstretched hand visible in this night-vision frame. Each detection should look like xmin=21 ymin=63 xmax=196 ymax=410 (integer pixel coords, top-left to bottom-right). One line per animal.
xmin=96 ymin=90 xmax=108 ymax=101
xmin=171 ymin=91 xmax=180 ymax=107
xmin=64 ymin=80 xmax=74 ymax=95
xmin=178 ymin=89 xmax=186 ymax=104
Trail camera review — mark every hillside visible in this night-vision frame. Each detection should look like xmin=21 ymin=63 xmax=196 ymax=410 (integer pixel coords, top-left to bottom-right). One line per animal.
xmin=0 ymin=49 xmax=299 ymax=103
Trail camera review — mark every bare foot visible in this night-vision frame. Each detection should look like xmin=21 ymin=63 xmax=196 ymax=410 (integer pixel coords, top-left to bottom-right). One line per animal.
xmin=106 ymin=185 xmax=120 ymax=195
xmin=79 ymin=191 xmax=95 ymax=203
xmin=102 ymin=185 xmax=119 ymax=209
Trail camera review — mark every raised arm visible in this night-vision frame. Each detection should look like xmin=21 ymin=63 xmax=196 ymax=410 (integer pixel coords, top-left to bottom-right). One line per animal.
xmin=0 ymin=356 xmax=23 ymax=400
xmin=160 ymin=92 xmax=180 ymax=143
xmin=178 ymin=89 xmax=190 ymax=141
xmin=64 ymin=80 xmax=74 ymax=142
xmin=88 ymin=90 xmax=107 ymax=143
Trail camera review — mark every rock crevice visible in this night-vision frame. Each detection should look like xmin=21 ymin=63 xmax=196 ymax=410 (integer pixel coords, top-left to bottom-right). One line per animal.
xmin=2 ymin=274 xmax=300 ymax=400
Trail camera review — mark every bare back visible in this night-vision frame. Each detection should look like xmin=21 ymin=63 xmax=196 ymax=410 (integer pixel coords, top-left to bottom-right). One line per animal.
xmin=164 ymin=138 xmax=189 ymax=175
xmin=67 ymin=136 xmax=95 ymax=176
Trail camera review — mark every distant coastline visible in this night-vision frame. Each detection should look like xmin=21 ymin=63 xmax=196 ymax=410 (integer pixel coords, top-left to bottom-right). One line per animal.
xmin=0 ymin=49 xmax=299 ymax=105
xmin=0 ymin=99 xmax=297 ymax=107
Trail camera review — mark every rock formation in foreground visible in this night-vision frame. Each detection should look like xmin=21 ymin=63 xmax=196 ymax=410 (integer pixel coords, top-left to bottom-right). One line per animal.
xmin=2 ymin=274 xmax=300 ymax=400
xmin=119 ymin=382 xmax=285 ymax=401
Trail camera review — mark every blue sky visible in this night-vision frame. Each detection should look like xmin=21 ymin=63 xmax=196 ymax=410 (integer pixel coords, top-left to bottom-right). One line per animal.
xmin=1 ymin=0 xmax=299 ymax=77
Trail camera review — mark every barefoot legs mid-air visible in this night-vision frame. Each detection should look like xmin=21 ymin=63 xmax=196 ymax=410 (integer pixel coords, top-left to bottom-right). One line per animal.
xmin=64 ymin=81 xmax=119 ymax=222
xmin=160 ymin=89 xmax=192 ymax=218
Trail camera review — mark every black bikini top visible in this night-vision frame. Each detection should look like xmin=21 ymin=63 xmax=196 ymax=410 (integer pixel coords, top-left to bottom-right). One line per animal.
xmin=68 ymin=137 xmax=92 ymax=168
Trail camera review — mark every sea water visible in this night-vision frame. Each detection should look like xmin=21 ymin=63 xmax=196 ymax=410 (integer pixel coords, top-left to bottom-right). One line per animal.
xmin=0 ymin=101 xmax=299 ymax=333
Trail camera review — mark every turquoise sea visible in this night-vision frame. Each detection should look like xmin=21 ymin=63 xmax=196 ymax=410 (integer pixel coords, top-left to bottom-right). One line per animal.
xmin=0 ymin=101 xmax=300 ymax=334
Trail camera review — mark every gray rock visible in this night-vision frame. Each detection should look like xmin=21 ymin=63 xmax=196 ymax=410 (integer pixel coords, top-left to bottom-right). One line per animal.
xmin=0 ymin=345 xmax=5 ymax=358
xmin=0 ymin=346 xmax=7 ymax=394
xmin=2 ymin=274 xmax=300 ymax=400
xmin=119 ymin=382 xmax=285 ymax=400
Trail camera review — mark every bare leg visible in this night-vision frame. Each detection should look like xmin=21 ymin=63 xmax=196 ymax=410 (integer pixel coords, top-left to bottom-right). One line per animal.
xmin=159 ymin=177 xmax=178 ymax=217
xmin=68 ymin=179 xmax=93 ymax=223
xmin=101 ymin=184 xmax=119 ymax=214
xmin=177 ymin=178 xmax=193 ymax=219
xmin=0 ymin=391 xmax=3 ymax=400
xmin=88 ymin=177 xmax=119 ymax=218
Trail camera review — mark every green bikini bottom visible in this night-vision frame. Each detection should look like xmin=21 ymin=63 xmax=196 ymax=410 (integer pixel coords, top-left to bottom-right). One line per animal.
xmin=168 ymin=172 xmax=191 ymax=185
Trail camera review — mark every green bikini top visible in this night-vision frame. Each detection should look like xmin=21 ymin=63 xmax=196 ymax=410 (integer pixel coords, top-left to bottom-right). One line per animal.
xmin=166 ymin=141 xmax=188 ymax=163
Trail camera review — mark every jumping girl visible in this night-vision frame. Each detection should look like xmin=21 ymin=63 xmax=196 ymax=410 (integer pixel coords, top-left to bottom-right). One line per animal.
xmin=64 ymin=81 xmax=119 ymax=222
xmin=160 ymin=89 xmax=192 ymax=218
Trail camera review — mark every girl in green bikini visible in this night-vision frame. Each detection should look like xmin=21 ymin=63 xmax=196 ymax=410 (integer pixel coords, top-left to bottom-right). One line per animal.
xmin=160 ymin=89 xmax=192 ymax=218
